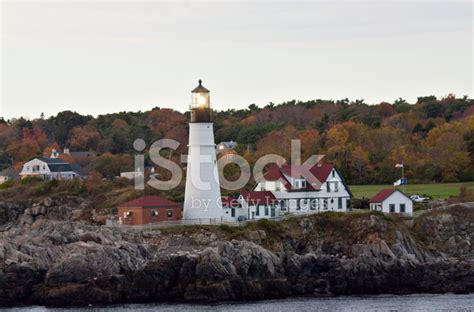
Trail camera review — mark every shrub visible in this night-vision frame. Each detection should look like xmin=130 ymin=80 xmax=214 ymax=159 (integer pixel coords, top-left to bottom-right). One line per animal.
xmin=457 ymin=185 xmax=474 ymax=201
xmin=0 ymin=180 xmax=15 ymax=189
xmin=352 ymin=197 xmax=370 ymax=209
xmin=255 ymin=218 xmax=283 ymax=237
xmin=20 ymin=176 xmax=43 ymax=185
xmin=32 ymin=180 xmax=59 ymax=196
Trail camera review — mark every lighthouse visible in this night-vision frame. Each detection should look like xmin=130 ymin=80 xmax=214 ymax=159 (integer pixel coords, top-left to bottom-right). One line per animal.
xmin=183 ymin=80 xmax=222 ymax=221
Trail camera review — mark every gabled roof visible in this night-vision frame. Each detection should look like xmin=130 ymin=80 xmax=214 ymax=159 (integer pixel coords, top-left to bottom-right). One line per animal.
xmin=119 ymin=196 xmax=181 ymax=208
xmin=240 ymin=191 xmax=277 ymax=206
xmin=48 ymin=163 xmax=74 ymax=172
xmin=221 ymin=196 xmax=241 ymax=208
xmin=71 ymin=164 xmax=86 ymax=176
xmin=262 ymin=163 xmax=334 ymax=191
xmin=369 ymin=189 xmax=410 ymax=203
xmin=37 ymin=157 xmax=69 ymax=165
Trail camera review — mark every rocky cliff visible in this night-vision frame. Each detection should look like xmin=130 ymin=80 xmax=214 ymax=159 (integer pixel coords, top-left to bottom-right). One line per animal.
xmin=0 ymin=197 xmax=473 ymax=307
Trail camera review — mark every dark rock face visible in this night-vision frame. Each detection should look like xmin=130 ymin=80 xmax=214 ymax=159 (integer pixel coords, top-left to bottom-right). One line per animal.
xmin=0 ymin=199 xmax=473 ymax=307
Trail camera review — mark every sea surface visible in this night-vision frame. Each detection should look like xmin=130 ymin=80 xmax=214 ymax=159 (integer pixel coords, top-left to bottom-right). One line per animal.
xmin=2 ymin=294 xmax=473 ymax=312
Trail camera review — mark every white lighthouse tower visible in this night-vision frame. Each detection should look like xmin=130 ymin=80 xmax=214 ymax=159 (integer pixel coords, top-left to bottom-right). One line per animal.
xmin=183 ymin=80 xmax=222 ymax=221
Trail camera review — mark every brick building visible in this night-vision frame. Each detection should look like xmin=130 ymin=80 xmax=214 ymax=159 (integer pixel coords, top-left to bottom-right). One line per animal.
xmin=117 ymin=196 xmax=182 ymax=225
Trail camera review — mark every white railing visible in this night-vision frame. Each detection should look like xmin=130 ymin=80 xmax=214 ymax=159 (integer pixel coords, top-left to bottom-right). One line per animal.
xmin=106 ymin=218 xmax=247 ymax=230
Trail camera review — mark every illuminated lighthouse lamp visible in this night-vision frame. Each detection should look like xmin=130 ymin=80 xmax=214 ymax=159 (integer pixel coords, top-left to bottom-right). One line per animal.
xmin=190 ymin=79 xmax=211 ymax=122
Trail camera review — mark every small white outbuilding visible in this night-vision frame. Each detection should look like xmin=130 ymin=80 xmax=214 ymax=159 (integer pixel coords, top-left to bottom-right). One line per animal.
xmin=369 ymin=189 xmax=413 ymax=216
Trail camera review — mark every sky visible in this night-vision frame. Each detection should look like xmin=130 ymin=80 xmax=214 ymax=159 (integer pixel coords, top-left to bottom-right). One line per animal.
xmin=1 ymin=0 xmax=472 ymax=119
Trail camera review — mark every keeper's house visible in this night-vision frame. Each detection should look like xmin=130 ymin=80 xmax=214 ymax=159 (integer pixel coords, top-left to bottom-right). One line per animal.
xmin=221 ymin=162 xmax=353 ymax=222
xmin=117 ymin=196 xmax=182 ymax=225
xmin=256 ymin=162 xmax=353 ymax=214
xmin=369 ymin=189 xmax=413 ymax=216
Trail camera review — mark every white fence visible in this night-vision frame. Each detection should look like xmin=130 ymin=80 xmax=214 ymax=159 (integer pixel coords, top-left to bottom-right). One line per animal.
xmin=106 ymin=218 xmax=247 ymax=231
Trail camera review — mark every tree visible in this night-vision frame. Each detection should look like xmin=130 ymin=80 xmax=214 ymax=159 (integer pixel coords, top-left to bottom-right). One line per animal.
xmin=394 ymin=98 xmax=412 ymax=113
xmin=68 ymin=125 xmax=102 ymax=150
xmin=50 ymin=111 xmax=91 ymax=145
xmin=256 ymin=125 xmax=298 ymax=160
xmin=92 ymin=153 xmax=133 ymax=179
xmin=7 ymin=127 xmax=48 ymax=162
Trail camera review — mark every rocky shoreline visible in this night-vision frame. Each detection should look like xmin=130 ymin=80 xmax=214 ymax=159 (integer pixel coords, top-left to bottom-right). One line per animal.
xmin=0 ymin=198 xmax=473 ymax=307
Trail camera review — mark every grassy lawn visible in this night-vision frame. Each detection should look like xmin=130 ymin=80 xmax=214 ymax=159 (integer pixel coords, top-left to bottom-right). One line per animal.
xmin=349 ymin=182 xmax=474 ymax=199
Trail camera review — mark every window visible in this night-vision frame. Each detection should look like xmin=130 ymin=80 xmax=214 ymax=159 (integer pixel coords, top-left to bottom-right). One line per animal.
xmin=281 ymin=200 xmax=287 ymax=211
xmin=167 ymin=209 xmax=173 ymax=218
xmin=27 ymin=166 xmax=30 ymax=171
xmin=334 ymin=182 xmax=339 ymax=192
xmin=338 ymin=197 xmax=342 ymax=209
xmin=326 ymin=183 xmax=330 ymax=192
xmin=323 ymin=199 xmax=328 ymax=210
xmin=231 ymin=208 xmax=235 ymax=217
xmin=256 ymin=206 xmax=260 ymax=216
xmin=346 ymin=199 xmax=352 ymax=210
xmin=294 ymin=179 xmax=306 ymax=189
xmin=389 ymin=204 xmax=395 ymax=213
xmin=400 ymin=204 xmax=406 ymax=213
xmin=332 ymin=170 xmax=335 ymax=178
xmin=310 ymin=199 xmax=318 ymax=210
xmin=265 ymin=206 xmax=269 ymax=216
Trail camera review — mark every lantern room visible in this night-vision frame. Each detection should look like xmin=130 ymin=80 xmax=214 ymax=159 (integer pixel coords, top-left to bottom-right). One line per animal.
xmin=190 ymin=79 xmax=211 ymax=122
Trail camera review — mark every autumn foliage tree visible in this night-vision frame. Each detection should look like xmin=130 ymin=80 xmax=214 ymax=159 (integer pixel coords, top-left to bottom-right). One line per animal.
xmin=68 ymin=125 xmax=102 ymax=151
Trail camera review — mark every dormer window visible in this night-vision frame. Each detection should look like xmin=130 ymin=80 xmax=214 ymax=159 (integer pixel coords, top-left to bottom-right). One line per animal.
xmin=294 ymin=179 xmax=306 ymax=189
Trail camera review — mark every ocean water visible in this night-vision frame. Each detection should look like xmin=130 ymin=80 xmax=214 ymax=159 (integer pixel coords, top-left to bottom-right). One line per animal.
xmin=3 ymin=294 xmax=473 ymax=312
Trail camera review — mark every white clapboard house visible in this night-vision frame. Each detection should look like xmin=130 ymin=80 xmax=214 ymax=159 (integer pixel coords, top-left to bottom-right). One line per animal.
xmin=20 ymin=157 xmax=84 ymax=180
xmin=369 ymin=189 xmax=413 ymax=216
xmin=222 ymin=162 xmax=353 ymax=221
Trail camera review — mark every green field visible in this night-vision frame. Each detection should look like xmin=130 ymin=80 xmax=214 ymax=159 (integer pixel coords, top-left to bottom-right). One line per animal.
xmin=349 ymin=182 xmax=474 ymax=199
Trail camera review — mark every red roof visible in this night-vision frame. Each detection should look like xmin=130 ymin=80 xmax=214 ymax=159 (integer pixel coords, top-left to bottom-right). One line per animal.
xmin=262 ymin=163 xmax=334 ymax=191
xmin=221 ymin=196 xmax=241 ymax=208
xmin=369 ymin=189 xmax=398 ymax=203
xmin=119 ymin=196 xmax=181 ymax=208
xmin=240 ymin=191 xmax=277 ymax=206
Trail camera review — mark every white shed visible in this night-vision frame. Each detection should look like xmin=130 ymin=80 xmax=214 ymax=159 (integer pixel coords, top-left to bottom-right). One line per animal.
xmin=369 ymin=189 xmax=413 ymax=216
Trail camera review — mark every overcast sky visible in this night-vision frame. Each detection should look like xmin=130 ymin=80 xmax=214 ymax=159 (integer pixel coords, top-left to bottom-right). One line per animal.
xmin=1 ymin=0 xmax=472 ymax=119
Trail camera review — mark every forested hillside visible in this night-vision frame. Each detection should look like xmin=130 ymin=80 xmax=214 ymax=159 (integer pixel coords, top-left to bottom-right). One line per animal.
xmin=1 ymin=94 xmax=473 ymax=185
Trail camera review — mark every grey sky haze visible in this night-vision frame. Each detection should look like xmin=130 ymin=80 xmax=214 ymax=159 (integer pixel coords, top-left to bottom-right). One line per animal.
xmin=1 ymin=0 xmax=472 ymax=119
